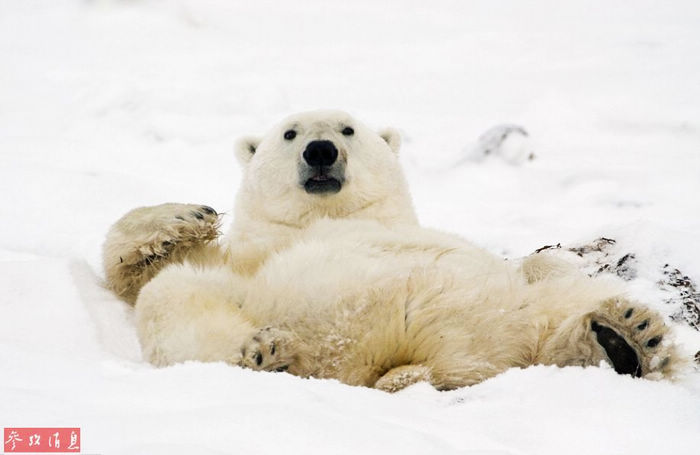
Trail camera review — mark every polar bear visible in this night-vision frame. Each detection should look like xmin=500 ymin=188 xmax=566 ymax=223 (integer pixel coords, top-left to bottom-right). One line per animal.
xmin=103 ymin=110 xmax=682 ymax=392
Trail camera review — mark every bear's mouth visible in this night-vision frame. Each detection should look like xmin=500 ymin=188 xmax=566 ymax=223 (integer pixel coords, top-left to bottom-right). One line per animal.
xmin=304 ymin=174 xmax=342 ymax=194
xmin=299 ymin=161 xmax=345 ymax=195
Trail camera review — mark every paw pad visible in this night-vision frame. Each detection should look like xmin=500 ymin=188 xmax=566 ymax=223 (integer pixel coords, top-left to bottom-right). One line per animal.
xmin=240 ymin=327 xmax=296 ymax=372
xmin=591 ymin=298 xmax=676 ymax=379
xmin=591 ymin=321 xmax=641 ymax=377
xmin=646 ymin=336 xmax=662 ymax=348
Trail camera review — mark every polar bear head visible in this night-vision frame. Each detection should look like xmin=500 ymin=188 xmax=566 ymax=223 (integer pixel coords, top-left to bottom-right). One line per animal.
xmin=234 ymin=110 xmax=417 ymax=228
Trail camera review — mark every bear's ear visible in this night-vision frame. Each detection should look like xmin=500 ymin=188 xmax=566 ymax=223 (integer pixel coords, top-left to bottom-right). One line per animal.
xmin=235 ymin=136 xmax=261 ymax=165
xmin=379 ymin=128 xmax=401 ymax=154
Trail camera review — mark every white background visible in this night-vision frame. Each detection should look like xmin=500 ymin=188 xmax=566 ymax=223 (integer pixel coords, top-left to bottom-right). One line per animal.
xmin=1 ymin=1 xmax=699 ymax=453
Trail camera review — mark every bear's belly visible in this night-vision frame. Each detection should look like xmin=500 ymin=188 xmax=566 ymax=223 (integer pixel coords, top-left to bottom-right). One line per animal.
xmin=241 ymin=227 xmax=533 ymax=385
xmin=243 ymin=219 xmax=517 ymax=323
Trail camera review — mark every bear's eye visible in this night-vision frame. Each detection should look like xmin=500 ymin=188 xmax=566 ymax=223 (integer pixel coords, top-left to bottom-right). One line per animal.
xmin=341 ymin=127 xmax=354 ymax=136
xmin=283 ymin=130 xmax=297 ymax=141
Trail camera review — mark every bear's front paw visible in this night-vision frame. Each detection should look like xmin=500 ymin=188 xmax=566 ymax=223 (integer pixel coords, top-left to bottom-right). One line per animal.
xmin=240 ymin=327 xmax=296 ymax=372
xmin=103 ymin=202 xmax=223 ymax=304
xmin=146 ymin=204 xmax=221 ymax=260
xmin=590 ymin=298 xmax=678 ymax=379
xmin=116 ymin=203 xmax=221 ymax=266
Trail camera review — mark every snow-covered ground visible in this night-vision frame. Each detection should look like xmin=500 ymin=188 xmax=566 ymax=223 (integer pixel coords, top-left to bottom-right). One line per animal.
xmin=2 ymin=1 xmax=700 ymax=453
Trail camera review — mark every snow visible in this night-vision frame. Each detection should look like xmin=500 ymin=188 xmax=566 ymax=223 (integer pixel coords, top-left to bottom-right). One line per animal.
xmin=2 ymin=0 xmax=700 ymax=453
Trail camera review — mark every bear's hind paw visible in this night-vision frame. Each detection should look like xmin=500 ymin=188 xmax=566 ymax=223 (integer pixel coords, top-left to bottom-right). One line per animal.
xmin=374 ymin=365 xmax=433 ymax=393
xmin=590 ymin=299 xmax=677 ymax=379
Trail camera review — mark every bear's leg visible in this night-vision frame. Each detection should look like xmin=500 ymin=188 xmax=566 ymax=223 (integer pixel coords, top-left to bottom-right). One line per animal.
xmin=538 ymin=297 xmax=681 ymax=379
xmin=374 ymin=365 xmax=433 ymax=393
xmin=519 ymin=252 xmax=579 ymax=284
xmin=136 ymin=262 xmax=258 ymax=366
xmin=103 ymin=203 xmax=222 ymax=304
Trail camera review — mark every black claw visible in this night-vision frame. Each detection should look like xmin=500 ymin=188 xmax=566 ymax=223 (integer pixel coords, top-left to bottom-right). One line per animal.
xmin=192 ymin=211 xmax=204 ymax=220
xmin=624 ymin=309 xmax=634 ymax=319
xmin=637 ymin=320 xmax=648 ymax=331
xmin=175 ymin=215 xmax=185 ymax=221
xmin=276 ymin=365 xmax=289 ymax=372
xmin=254 ymin=352 xmax=263 ymax=366
xmin=201 ymin=205 xmax=217 ymax=215
xmin=646 ymin=336 xmax=662 ymax=348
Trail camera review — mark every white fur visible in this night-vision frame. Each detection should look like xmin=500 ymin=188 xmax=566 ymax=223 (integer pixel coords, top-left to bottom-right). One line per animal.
xmin=227 ymin=110 xmax=417 ymax=276
xmin=125 ymin=110 xmax=681 ymax=391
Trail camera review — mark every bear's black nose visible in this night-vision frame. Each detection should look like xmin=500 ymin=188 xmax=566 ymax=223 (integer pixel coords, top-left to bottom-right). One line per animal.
xmin=303 ymin=140 xmax=338 ymax=167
